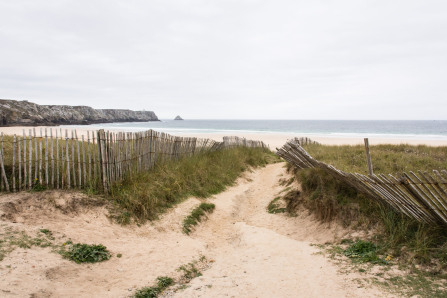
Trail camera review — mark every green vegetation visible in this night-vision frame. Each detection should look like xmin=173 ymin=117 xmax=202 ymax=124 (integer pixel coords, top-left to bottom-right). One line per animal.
xmin=303 ymin=143 xmax=447 ymax=174
xmin=373 ymin=268 xmax=447 ymax=297
xmin=317 ymin=241 xmax=447 ymax=297
xmin=134 ymin=256 xmax=208 ymax=297
xmin=134 ymin=276 xmax=174 ymax=298
xmin=267 ymin=196 xmax=286 ymax=214
xmin=284 ymin=143 xmax=447 ymax=270
xmin=31 ymin=178 xmax=47 ymax=191
xmin=59 ymin=241 xmax=111 ymax=264
xmin=183 ymin=203 xmax=216 ymax=234
xmin=0 ymin=227 xmax=55 ymax=261
xmin=177 ymin=260 xmax=203 ymax=280
xmin=110 ymin=147 xmax=274 ymax=223
xmin=343 ymin=240 xmax=385 ymax=264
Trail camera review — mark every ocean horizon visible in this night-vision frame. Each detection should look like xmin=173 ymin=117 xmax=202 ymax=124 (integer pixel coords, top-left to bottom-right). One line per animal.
xmin=64 ymin=120 xmax=447 ymax=141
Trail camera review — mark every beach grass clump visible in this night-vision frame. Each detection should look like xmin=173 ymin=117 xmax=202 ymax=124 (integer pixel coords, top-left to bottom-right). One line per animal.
xmin=343 ymin=240 xmax=385 ymax=264
xmin=284 ymin=143 xmax=447 ymax=268
xmin=110 ymin=147 xmax=274 ymax=223
xmin=59 ymin=241 xmax=111 ymax=264
xmin=134 ymin=276 xmax=174 ymax=298
xmin=301 ymin=143 xmax=447 ymax=174
xmin=182 ymin=203 xmax=215 ymax=234
xmin=267 ymin=196 xmax=286 ymax=214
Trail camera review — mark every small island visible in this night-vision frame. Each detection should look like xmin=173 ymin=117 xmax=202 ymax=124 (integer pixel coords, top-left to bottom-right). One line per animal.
xmin=174 ymin=115 xmax=184 ymax=120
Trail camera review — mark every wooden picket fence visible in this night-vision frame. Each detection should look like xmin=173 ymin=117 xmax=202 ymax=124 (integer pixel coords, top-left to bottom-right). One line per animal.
xmin=276 ymin=138 xmax=447 ymax=226
xmin=0 ymin=128 xmax=267 ymax=193
xmin=223 ymin=136 xmax=269 ymax=148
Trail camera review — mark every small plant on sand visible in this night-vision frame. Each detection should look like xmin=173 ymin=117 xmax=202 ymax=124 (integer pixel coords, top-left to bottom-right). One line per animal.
xmin=0 ymin=228 xmax=55 ymax=260
xmin=134 ymin=276 xmax=174 ymax=298
xmin=267 ymin=196 xmax=286 ymax=214
xmin=59 ymin=242 xmax=111 ymax=264
xmin=31 ymin=178 xmax=46 ymax=192
xmin=182 ymin=203 xmax=215 ymax=235
xmin=343 ymin=240 xmax=385 ymax=264
xmin=134 ymin=255 xmax=209 ymax=297
xmin=178 ymin=262 xmax=202 ymax=280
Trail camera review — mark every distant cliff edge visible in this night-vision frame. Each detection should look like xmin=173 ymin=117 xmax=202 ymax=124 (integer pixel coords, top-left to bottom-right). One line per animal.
xmin=0 ymin=99 xmax=159 ymax=126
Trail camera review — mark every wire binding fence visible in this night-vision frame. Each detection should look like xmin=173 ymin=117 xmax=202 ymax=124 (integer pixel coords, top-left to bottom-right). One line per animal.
xmin=276 ymin=138 xmax=447 ymax=226
xmin=0 ymin=128 xmax=267 ymax=193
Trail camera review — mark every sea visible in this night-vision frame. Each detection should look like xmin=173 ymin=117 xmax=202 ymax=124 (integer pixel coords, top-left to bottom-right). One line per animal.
xmin=73 ymin=120 xmax=447 ymax=141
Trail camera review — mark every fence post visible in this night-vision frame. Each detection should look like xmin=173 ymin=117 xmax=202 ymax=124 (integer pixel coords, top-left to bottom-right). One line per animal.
xmin=97 ymin=129 xmax=108 ymax=192
xmin=364 ymin=138 xmax=373 ymax=176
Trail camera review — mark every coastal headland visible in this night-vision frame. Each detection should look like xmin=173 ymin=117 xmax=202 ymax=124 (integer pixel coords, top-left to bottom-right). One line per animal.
xmin=0 ymin=99 xmax=159 ymax=126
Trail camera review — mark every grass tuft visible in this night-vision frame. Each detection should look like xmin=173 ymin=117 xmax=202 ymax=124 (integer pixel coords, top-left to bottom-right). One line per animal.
xmin=267 ymin=197 xmax=286 ymax=214
xmin=134 ymin=276 xmax=174 ymax=298
xmin=183 ymin=203 xmax=215 ymax=234
xmin=59 ymin=242 xmax=111 ymax=264
xmin=343 ymin=240 xmax=385 ymax=264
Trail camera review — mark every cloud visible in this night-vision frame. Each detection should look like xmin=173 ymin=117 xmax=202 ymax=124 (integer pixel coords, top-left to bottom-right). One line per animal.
xmin=0 ymin=0 xmax=446 ymax=119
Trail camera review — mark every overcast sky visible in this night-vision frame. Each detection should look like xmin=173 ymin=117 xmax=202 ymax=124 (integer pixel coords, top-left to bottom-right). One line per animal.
xmin=0 ymin=1 xmax=446 ymax=120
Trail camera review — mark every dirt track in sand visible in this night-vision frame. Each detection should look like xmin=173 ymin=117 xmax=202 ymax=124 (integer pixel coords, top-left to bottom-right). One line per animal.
xmin=0 ymin=163 xmax=388 ymax=297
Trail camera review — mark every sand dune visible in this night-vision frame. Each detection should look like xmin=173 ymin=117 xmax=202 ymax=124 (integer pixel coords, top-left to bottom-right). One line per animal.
xmin=0 ymin=163 xmax=389 ymax=297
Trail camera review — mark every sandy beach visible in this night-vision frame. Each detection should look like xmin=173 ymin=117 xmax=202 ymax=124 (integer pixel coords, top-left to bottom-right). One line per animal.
xmin=1 ymin=125 xmax=446 ymax=149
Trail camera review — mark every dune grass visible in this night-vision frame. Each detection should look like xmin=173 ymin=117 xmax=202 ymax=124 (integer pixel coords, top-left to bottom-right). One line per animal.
xmin=109 ymin=147 xmax=276 ymax=223
xmin=302 ymin=143 xmax=447 ymax=174
xmin=284 ymin=143 xmax=447 ymax=269
xmin=183 ymin=203 xmax=216 ymax=235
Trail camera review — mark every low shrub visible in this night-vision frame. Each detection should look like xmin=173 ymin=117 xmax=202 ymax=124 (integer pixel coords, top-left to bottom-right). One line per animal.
xmin=60 ymin=242 xmax=111 ymax=264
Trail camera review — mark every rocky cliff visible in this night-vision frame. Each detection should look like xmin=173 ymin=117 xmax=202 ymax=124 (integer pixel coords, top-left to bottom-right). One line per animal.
xmin=0 ymin=99 xmax=159 ymax=126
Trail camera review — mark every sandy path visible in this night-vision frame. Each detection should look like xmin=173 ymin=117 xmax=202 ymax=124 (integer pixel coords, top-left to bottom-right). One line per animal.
xmin=172 ymin=163 xmax=385 ymax=297
xmin=0 ymin=163 xmax=388 ymax=297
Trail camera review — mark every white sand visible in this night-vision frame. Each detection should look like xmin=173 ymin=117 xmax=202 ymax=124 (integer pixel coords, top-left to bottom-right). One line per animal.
xmin=1 ymin=126 xmax=446 ymax=149
xmin=0 ymin=163 xmax=388 ymax=297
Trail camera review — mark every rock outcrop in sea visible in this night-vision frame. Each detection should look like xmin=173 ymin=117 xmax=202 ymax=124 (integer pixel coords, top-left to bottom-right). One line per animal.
xmin=174 ymin=115 xmax=183 ymax=120
xmin=0 ymin=99 xmax=159 ymax=126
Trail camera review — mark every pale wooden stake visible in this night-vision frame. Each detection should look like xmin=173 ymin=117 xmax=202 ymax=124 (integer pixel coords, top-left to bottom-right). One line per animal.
xmin=71 ymin=131 xmax=76 ymax=188
xmin=82 ymin=135 xmax=86 ymax=187
xmin=18 ymin=136 xmax=22 ymax=191
xmin=87 ymin=132 xmax=91 ymax=185
xmin=364 ymin=138 xmax=374 ymax=176
xmin=98 ymin=130 xmax=107 ymax=192
xmin=39 ymin=141 xmax=43 ymax=184
xmin=12 ymin=135 xmax=16 ymax=192
xmin=56 ymin=130 xmax=60 ymax=189
xmin=50 ymin=129 xmax=54 ymax=188
xmin=66 ymin=130 xmax=70 ymax=189
xmin=45 ymin=128 xmax=49 ymax=186
xmin=0 ymin=143 xmax=9 ymax=192
xmin=33 ymin=128 xmax=37 ymax=181
xmin=29 ymin=129 xmax=32 ymax=189
xmin=23 ymin=130 xmax=27 ymax=189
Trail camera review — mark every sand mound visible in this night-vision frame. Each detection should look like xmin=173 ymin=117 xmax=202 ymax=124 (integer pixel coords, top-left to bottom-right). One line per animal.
xmin=0 ymin=163 xmax=387 ymax=297
xmin=0 ymin=191 xmax=106 ymax=224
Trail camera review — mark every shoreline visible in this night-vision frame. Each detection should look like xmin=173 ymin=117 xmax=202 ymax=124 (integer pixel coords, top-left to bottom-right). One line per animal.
xmin=0 ymin=126 xmax=446 ymax=149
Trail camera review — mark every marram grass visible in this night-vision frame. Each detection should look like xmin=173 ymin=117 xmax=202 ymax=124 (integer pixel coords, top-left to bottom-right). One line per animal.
xmin=285 ymin=143 xmax=447 ymax=268
xmin=109 ymin=147 xmax=276 ymax=223
xmin=302 ymin=143 xmax=447 ymax=174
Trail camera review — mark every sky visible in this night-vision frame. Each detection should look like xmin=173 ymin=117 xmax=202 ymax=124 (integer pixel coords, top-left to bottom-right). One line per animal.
xmin=0 ymin=0 xmax=446 ymax=120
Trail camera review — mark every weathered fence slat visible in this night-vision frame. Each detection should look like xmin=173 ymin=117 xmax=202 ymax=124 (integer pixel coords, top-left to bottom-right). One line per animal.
xmin=0 ymin=129 xmax=265 ymax=193
xmin=276 ymin=138 xmax=447 ymax=226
